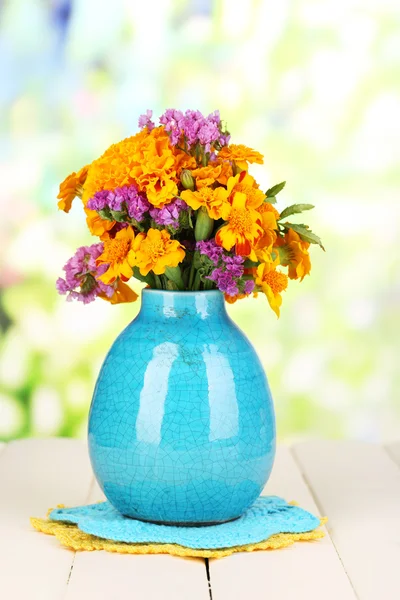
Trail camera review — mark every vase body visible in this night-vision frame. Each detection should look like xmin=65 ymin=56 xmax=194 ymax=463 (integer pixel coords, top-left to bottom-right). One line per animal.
xmin=88 ymin=289 xmax=275 ymax=524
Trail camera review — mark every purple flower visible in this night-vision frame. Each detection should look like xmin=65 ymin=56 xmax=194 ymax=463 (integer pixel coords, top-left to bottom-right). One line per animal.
xmin=223 ymin=254 xmax=245 ymax=278
xmin=196 ymin=239 xmax=224 ymax=264
xmin=207 ymin=266 xmax=239 ymax=297
xmin=87 ymin=190 xmax=109 ymax=212
xmin=87 ymin=185 xmax=150 ymax=222
xmin=244 ymin=279 xmax=255 ymax=294
xmin=159 ymin=108 xmax=229 ymax=152
xmin=197 ymin=239 xmax=254 ymax=297
xmin=150 ymin=198 xmax=187 ymax=229
xmin=138 ymin=109 xmax=155 ymax=131
xmin=56 ymin=244 xmax=115 ymax=304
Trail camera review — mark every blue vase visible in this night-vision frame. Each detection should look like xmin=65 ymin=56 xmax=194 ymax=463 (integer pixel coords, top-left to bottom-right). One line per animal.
xmin=88 ymin=289 xmax=275 ymax=525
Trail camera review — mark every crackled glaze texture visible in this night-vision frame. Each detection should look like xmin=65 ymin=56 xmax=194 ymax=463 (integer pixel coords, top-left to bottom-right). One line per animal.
xmin=88 ymin=289 xmax=275 ymax=524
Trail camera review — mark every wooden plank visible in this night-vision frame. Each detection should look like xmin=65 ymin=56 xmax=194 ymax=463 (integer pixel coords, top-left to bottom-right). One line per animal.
xmin=66 ymin=480 xmax=210 ymax=600
xmin=208 ymin=446 xmax=356 ymax=600
xmin=293 ymin=440 xmax=400 ymax=600
xmin=0 ymin=438 xmax=93 ymax=600
xmin=385 ymin=441 xmax=400 ymax=467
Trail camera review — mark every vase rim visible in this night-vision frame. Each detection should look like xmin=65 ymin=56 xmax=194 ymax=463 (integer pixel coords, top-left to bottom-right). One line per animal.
xmin=142 ymin=288 xmax=222 ymax=297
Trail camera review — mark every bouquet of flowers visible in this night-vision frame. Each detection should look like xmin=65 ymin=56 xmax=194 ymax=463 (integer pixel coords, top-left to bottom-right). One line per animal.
xmin=56 ymin=109 xmax=323 ymax=316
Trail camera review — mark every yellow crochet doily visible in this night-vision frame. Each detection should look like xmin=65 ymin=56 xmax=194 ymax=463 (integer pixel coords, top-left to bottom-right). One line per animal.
xmin=31 ymin=512 xmax=326 ymax=559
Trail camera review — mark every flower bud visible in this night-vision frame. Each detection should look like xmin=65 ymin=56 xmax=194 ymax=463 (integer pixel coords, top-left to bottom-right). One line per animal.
xmin=195 ymin=207 xmax=214 ymax=241
xmin=181 ymin=170 xmax=195 ymax=191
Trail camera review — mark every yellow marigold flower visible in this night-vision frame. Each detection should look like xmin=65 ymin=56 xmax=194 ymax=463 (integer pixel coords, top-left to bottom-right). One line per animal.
xmin=101 ymin=281 xmax=138 ymax=304
xmin=181 ymin=186 xmax=230 ymax=220
xmin=96 ymin=227 xmax=137 ymax=284
xmin=215 ymin=191 xmax=263 ymax=258
xmin=84 ymin=207 xmax=115 ymax=238
xmin=256 ymin=262 xmax=288 ymax=318
xmin=227 ymin=172 xmax=265 ymax=208
xmin=133 ymin=228 xmax=185 ymax=276
xmin=218 ymin=144 xmax=264 ymax=170
xmin=191 ymin=164 xmax=223 ymax=189
xmin=57 ymin=165 xmax=88 ymax=213
xmin=277 ymin=228 xmax=311 ymax=281
xmin=82 ymin=128 xmax=178 ymax=208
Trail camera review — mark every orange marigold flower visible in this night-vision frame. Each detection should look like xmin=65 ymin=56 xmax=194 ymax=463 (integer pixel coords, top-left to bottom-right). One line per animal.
xmin=57 ymin=165 xmax=88 ymax=213
xmin=191 ymin=164 xmax=223 ymax=189
xmin=214 ymin=160 xmax=233 ymax=185
xmin=256 ymin=262 xmax=288 ymax=318
xmin=96 ymin=227 xmax=137 ymax=284
xmin=82 ymin=127 xmax=178 ymax=208
xmin=84 ymin=207 xmax=115 ymax=238
xmin=173 ymin=149 xmax=197 ymax=174
xmin=254 ymin=207 xmax=278 ymax=262
xmin=133 ymin=228 xmax=185 ymax=276
xmin=224 ymin=292 xmax=249 ymax=304
xmin=276 ymin=228 xmax=311 ymax=281
xmin=215 ymin=191 xmax=263 ymax=258
xmin=218 ymin=144 xmax=264 ymax=170
xmin=181 ymin=186 xmax=230 ymax=220
xmin=258 ymin=201 xmax=280 ymax=220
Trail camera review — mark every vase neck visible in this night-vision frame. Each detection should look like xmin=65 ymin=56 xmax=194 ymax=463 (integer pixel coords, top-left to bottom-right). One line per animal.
xmin=139 ymin=290 xmax=227 ymax=321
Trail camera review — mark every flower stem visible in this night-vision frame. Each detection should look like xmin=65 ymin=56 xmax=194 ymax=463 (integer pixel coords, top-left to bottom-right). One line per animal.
xmin=188 ymin=262 xmax=196 ymax=290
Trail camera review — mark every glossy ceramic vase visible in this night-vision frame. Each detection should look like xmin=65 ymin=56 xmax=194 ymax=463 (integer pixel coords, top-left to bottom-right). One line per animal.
xmin=88 ymin=289 xmax=276 ymax=525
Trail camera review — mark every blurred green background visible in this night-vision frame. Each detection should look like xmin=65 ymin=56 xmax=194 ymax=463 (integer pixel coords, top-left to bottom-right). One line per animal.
xmin=0 ymin=0 xmax=399 ymax=443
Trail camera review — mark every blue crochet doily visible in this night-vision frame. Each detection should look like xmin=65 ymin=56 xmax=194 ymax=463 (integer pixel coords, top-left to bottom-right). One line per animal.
xmin=50 ymin=496 xmax=320 ymax=550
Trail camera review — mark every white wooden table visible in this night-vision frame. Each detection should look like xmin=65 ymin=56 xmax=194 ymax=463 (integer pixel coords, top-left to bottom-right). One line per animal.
xmin=1 ymin=439 xmax=400 ymax=600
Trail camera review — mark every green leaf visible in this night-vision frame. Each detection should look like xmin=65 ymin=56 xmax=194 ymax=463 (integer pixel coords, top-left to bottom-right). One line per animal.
xmin=182 ymin=266 xmax=191 ymax=287
xmin=179 ymin=210 xmax=191 ymax=230
xmin=166 ymin=279 xmax=179 ymax=291
xmin=153 ymin=274 xmax=163 ymax=289
xmin=281 ymin=222 xmax=325 ymax=251
xmin=188 ymin=208 xmax=194 ymax=229
xmin=203 ymin=278 xmax=214 ymax=290
xmin=132 ymin=267 xmax=155 ymax=287
xmin=192 ymin=270 xmax=202 ymax=290
xmin=266 ymin=181 xmax=286 ymax=197
xmin=264 ymin=195 xmax=277 ymax=205
xmin=278 ymin=204 xmax=314 ymax=220
xmin=164 ymin=266 xmax=184 ymax=290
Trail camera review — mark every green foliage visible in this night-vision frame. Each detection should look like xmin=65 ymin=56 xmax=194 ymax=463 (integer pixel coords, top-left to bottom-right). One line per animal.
xmin=280 ymin=223 xmax=325 ymax=251
xmin=266 ymin=181 xmax=286 ymax=197
xmin=164 ymin=266 xmax=184 ymax=290
xmin=278 ymin=204 xmax=314 ymax=220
